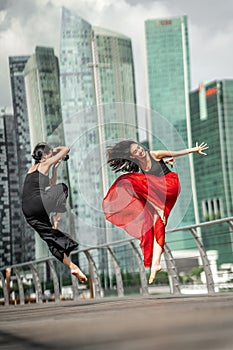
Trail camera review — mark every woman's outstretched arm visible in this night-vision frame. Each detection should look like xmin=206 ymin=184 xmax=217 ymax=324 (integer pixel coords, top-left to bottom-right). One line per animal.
xmin=151 ymin=142 xmax=208 ymax=160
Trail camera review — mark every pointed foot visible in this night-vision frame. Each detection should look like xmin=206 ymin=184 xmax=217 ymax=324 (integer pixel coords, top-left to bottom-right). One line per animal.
xmin=148 ymin=265 xmax=162 ymax=284
xmin=71 ymin=269 xmax=88 ymax=283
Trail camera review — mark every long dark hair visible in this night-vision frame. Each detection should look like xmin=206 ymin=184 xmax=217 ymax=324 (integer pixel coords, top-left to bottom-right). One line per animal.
xmin=32 ymin=142 xmax=52 ymax=164
xmin=107 ymin=140 xmax=143 ymax=173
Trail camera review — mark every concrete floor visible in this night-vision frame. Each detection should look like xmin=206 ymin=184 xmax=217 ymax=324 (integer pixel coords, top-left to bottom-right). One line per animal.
xmin=0 ymin=293 xmax=233 ymax=350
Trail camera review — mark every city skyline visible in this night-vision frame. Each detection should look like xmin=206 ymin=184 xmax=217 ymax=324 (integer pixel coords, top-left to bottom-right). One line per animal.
xmin=0 ymin=0 xmax=231 ymax=284
xmin=1 ymin=0 xmax=233 ymax=136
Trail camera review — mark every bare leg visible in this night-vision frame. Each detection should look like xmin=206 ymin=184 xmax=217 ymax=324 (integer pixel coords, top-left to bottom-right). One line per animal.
xmin=156 ymin=208 xmax=166 ymax=226
xmin=52 ymin=212 xmax=62 ymax=229
xmin=148 ymin=238 xmax=163 ymax=284
xmin=147 ymin=200 xmax=166 ymax=225
xmin=63 ymin=253 xmax=87 ymax=283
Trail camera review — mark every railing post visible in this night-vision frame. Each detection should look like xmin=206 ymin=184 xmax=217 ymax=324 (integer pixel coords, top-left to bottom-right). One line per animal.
xmin=164 ymin=243 xmax=181 ymax=295
xmin=29 ymin=263 xmax=43 ymax=303
xmin=107 ymin=247 xmax=124 ymax=297
xmin=130 ymin=241 xmax=148 ymax=296
xmin=226 ymin=220 xmax=233 ymax=253
xmin=71 ymin=273 xmax=80 ymax=301
xmin=47 ymin=260 xmax=60 ymax=302
xmin=0 ymin=271 xmax=9 ymax=306
xmin=226 ymin=220 xmax=233 ymax=232
xmin=14 ymin=268 xmax=25 ymax=305
xmin=84 ymin=250 xmax=102 ymax=298
xmin=189 ymin=228 xmax=215 ymax=294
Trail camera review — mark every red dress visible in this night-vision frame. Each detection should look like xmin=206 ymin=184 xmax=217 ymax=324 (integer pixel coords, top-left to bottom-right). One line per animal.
xmin=102 ymin=159 xmax=180 ymax=267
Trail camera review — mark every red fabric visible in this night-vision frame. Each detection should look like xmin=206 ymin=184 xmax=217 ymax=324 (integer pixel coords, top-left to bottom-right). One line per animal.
xmin=102 ymin=172 xmax=180 ymax=267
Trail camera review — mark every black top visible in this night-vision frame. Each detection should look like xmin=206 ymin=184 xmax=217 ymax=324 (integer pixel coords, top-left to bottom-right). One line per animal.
xmin=141 ymin=152 xmax=171 ymax=177
xmin=22 ymin=170 xmax=50 ymax=217
xmin=22 ymin=170 xmax=49 ymax=201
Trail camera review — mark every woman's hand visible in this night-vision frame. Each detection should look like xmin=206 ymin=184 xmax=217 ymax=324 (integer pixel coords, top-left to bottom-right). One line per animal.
xmin=165 ymin=157 xmax=176 ymax=167
xmin=194 ymin=142 xmax=208 ymax=155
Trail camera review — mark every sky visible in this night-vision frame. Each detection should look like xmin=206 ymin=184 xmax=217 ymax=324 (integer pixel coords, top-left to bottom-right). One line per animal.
xmin=1 ymin=0 xmax=233 ymax=116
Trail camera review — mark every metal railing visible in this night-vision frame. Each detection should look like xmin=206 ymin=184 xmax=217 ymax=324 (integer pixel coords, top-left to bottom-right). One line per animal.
xmin=1 ymin=217 xmax=233 ymax=306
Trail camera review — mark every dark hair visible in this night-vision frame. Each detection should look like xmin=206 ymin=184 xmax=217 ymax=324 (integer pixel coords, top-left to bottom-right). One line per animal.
xmin=107 ymin=140 xmax=142 ymax=173
xmin=32 ymin=142 xmax=52 ymax=164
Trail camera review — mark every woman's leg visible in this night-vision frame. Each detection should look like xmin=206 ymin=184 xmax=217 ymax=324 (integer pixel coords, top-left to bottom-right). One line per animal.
xmin=62 ymin=253 xmax=87 ymax=283
xmin=147 ymin=200 xmax=166 ymax=225
xmin=45 ymin=183 xmax=68 ymax=229
xmin=148 ymin=238 xmax=163 ymax=284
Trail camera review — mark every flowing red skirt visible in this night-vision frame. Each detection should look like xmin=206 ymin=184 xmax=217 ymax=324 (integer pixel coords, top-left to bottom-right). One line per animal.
xmin=102 ymin=172 xmax=180 ymax=267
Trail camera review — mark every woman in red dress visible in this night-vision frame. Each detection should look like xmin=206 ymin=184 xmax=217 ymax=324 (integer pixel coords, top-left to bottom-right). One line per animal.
xmin=102 ymin=140 xmax=208 ymax=284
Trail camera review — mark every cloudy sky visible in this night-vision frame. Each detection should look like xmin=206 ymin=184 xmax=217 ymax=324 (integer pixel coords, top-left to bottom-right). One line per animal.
xmin=1 ymin=0 xmax=233 ymax=115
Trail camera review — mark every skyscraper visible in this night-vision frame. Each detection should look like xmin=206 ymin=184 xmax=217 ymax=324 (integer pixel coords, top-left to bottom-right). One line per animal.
xmin=60 ymin=7 xmax=138 ymax=272
xmin=190 ymin=80 xmax=233 ymax=265
xmin=8 ymin=56 xmax=35 ymax=264
xmin=24 ymin=47 xmax=64 ymax=147
xmin=24 ymin=46 xmax=72 ymax=259
xmin=60 ymin=8 xmax=137 ymax=276
xmin=0 ymin=112 xmax=35 ymax=267
xmin=0 ymin=114 xmax=11 ymax=267
xmin=145 ymin=16 xmax=191 ymax=139
xmin=145 ymin=16 xmax=197 ymax=250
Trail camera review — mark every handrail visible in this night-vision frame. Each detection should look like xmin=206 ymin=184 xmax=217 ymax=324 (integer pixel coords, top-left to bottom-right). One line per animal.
xmin=0 ymin=216 xmax=233 ymax=305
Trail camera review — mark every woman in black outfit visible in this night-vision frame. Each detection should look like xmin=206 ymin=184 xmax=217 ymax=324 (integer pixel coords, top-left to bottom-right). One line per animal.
xmin=22 ymin=142 xmax=87 ymax=283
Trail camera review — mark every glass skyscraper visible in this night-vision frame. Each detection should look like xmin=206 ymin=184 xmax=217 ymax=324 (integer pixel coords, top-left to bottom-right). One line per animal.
xmin=8 ymin=56 xmax=35 ymax=264
xmin=145 ymin=16 xmax=197 ymax=250
xmin=190 ymin=80 xmax=233 ymax=265
xmin=0 ymin=111 xmax=35 ymax=266
xmin=24 ymin=47 xmax=64 ymax=147
xmin=60 ymin=7 xmax=138 ymax=272
xmin=0 ymin=115 xmax=11 ymax=267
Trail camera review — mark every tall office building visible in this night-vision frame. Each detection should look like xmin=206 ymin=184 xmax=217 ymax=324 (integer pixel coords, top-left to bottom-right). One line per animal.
xmin=190 ymin=80 xmax=233 ymax=265
xmin=24 ymin=47 xmax=64 ymax=147
xmin=9 ymin=56 xmax=35 ymax=264
xmin=60 ymin=7 xmax=138 ymax=272
xmin=24 ymin=46 xmax=72 ymax=260
xmin=0 ymin=113 xmax=35 ymax=267
xmin=145 ymin=16 xmax=197 ymax=250
xmin=0 ymin=115 xmax=11 ymax=267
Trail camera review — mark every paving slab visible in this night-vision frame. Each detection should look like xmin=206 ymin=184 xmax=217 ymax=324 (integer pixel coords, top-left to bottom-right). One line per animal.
xmin=0 ymin=293 xmax=233 ymax=350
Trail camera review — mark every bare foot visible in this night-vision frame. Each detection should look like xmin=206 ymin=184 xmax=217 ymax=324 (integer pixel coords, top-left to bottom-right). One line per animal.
xmin=52 ymin=215 xmax=60 ymax=229
xmin=148 ymin=264 xmax=162 ymax=284
xmin=71 ymin=269 xmax=88 ymax=283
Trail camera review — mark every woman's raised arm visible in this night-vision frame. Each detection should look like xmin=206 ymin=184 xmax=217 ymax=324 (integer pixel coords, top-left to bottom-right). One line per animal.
xmin=151 ymin=142 xmax=208 ymax=160
xmin=47 ymin=146 xmax=70 ymax=166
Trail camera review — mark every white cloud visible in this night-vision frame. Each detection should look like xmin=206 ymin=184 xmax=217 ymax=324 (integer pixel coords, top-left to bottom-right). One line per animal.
xmin=189 ymin=21 xmax=233 ymax=88
xmin=0 ymin=0 xmax=233 ymax=112
xmin=0 ymin=0 xmax=169 ymax=110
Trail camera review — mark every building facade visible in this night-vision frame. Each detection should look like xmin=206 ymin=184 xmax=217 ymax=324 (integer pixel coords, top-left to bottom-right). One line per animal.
xmin=24 ymin=46 xmax=72 ymax=260
xmin=8 ymin=56 xmax=35 ymax=264
xmin=190 ymin=80 xmax=233 ymax=265
xmin=0 ymin=115 xmax=11 ymax=267
xmin=145 ymin=16 xmax=197 ymax=250
xmin=60 ymin=7 xmax=138 ymax=274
